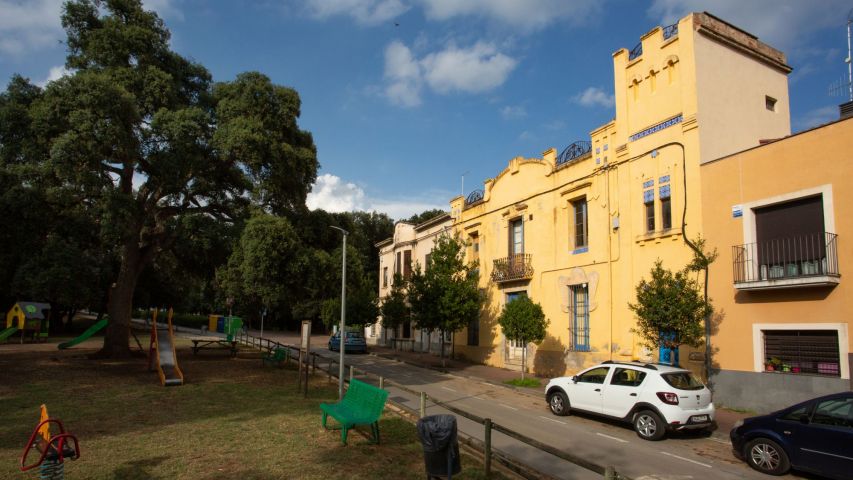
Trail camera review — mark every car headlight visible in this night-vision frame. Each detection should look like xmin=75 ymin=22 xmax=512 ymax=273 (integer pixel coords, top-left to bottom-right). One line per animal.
xmin=733 ymin=419 xmax=744 ymax=430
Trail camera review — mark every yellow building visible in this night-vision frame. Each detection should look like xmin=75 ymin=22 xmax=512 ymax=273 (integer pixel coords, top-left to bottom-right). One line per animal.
xmin=449 ymin=12 xmax=793 ymax=376
xmin=701 ymin=115 xmax=853 ymax=411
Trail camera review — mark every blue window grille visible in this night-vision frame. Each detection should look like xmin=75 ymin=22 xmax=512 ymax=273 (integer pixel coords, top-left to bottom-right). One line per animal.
xmin=659 ymin=175 xmax=670 ymax=184
xmin=570 ymin=285 xmax=590 ymax=352
xmin=643 ymin=189 xmax=654 ymax=203
xmin=642 ymin=179 xmax=654 ymax=189
xmin=659 ymin=184 xmax=671 ymax=199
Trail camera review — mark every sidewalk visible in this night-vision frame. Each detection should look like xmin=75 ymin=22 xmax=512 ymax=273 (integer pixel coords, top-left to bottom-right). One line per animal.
xmin=365 ymin=342 xmax=748 ymax=440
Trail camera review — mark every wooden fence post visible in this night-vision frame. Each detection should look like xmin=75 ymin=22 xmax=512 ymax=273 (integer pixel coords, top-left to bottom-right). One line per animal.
xmin=484 ymin=418 xmax=492 ymax=477
xmin=419 ymin=392 xmax=426 ymax=418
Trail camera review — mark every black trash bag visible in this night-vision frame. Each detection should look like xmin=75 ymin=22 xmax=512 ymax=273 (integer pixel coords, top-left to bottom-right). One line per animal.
xmin=417 ymin=414 xmax=461 ymax=479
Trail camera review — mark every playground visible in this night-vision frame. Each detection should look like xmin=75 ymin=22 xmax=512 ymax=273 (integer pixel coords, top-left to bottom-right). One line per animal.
xmin=0 ymin=320 xmax=496 ymax=480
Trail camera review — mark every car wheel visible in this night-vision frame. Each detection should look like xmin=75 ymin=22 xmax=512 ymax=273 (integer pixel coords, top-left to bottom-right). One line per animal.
xmin=634 ymin=410 xmax=666 ymax=441
xmin=328 ymin=342 xmax=333 ymax=351
xmin=548 ymin=391 xmax=570 ymax=416
xmin=744 ymin=438 xmax=790 ymax=476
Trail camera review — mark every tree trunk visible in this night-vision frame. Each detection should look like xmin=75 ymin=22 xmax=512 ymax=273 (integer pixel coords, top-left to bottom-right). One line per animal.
xmin=99 ymin=239 xmax=145 ymax=358
xmin=521 ymin=343 xmax=526 ymax=381
xmin=440 ymin=329 xmax=446 ymax=368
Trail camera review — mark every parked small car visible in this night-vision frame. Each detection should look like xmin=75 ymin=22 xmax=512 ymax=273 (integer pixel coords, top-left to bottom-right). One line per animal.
xmin=327 ymin=331 xmax=367 ymax=353
xmin=545 ymin=361 xmax=715 ymax=440
xmin=730 ymin=391 xmax=853 ymax=479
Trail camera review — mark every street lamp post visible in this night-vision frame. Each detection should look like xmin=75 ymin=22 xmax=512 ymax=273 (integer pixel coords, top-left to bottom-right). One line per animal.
xmin=330 ymin=226 xmax=349 ymax=399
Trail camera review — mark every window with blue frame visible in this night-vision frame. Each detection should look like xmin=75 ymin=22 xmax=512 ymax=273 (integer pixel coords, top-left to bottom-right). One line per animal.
xmin=572 ymin=197 xmax=588 ymax=252
xmin=659 ymin=176 xmax=672 ymax=230
xmin=570 ymin=284 xmax=590 ymax=351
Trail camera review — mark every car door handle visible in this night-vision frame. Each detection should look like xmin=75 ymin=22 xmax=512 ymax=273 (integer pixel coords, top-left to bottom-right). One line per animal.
xmin=595 ymin=388 xmax=601 ymax=392
xmin=630 ymin=393 xmax=637 ymax=397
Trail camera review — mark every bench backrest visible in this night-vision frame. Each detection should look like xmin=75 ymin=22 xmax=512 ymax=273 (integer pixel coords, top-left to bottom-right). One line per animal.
xmin=273 ymin=348 xmax=287 ymax=359
xmin=343 ymin=379 xmax=389 ymax=420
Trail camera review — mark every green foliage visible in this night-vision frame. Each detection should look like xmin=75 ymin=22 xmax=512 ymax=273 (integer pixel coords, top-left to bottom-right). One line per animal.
xmin=497 ymin=296 xmax=548 ymax=345
xmin=380 ymin=273 xmax=410 ymax=333
xmin=405 ymin=209 xmax=446 ymax=225
xmin=628 ymin=260 xmax=712 ymax=350
xmin=408 ymin=234 xmax=482 ymax=349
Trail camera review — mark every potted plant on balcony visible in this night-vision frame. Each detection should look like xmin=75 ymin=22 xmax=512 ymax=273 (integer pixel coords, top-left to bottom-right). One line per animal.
xmin=765 ymin=357 xmax=782 ymax=372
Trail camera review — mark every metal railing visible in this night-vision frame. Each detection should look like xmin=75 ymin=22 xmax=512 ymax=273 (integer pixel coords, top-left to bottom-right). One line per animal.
xmin=491 ymin=254 xmax=534 ymax=283
xmin=556 ymin=140 xmax=592 ymax=168
xmin=732 ymin=232 xmax=839 ymax=284
xmin=628 ymin=42 xmax=643 ymax=61
xmin=234 ymin=331 xmax=627 ymax=478
xmin=662 ymin=23 xmax=678 ymax=40
xmin=464 ymin=190 xmax=484 ymax=209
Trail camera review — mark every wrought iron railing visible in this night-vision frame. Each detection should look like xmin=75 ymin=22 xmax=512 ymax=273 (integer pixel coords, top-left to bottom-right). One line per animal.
xmin=628 ymin=42 xmax=643 ymax=61
xmin=491 ymin=254 xmax=534 ymax=283
xmin=464 ymin=189 xmax=484 ymax=209
xmin=555 ymin=141 xmax=591 ymax=168
xmin=732 ymin=232 xmax=839 ymax=284
xmin=662 ymin=23 xmax=678 ymax=40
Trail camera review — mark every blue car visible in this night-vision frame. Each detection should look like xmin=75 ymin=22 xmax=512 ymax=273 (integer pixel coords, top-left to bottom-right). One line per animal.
xmin=327 ymin=331 xmax=367 ymax=353
xmin=729 ymin=391 xmax=853 ymax=479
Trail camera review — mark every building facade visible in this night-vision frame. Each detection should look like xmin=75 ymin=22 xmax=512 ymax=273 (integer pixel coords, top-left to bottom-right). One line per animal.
xmin=701 ymin=116 xmax=853 ymax=412
xmin=448 ymin=12 xmax=793 ymax=376
xmin=371 ymin=213 xmax=453 ymax=351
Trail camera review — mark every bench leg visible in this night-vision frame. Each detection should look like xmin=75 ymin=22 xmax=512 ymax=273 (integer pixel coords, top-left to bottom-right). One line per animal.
xmin=341 ymin=425 xmax=349 ymax=445
xmin=370 ymin=422 xmax=380 ymax=445
xmin=322 ymin=412 xmax=329 ymax=429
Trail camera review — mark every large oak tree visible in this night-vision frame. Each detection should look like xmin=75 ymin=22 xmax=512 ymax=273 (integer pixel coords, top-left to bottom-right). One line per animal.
xmin=22 ymin=0 xmax=317 ymax=357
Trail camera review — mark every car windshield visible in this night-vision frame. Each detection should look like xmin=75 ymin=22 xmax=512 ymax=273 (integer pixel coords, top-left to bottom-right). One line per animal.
xmin=661 ymin=372 xmax=704 ymax=390
xmin=345 ymin=332 xmax=363 ymax=339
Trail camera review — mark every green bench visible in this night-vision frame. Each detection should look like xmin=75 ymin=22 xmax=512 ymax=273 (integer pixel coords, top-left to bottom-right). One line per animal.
xmin=262 ymin=347 xmax=289 ymax=367
xmin=320 ymin=378 xmax=389 ymax=445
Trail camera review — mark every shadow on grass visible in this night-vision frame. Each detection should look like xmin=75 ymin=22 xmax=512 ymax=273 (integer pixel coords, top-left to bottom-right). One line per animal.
xmin=110 ymin=455 xmax=171 ymax=480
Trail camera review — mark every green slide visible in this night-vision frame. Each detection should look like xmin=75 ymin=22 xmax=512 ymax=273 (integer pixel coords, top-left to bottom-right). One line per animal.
xmin=58 ymin=318 xmax=108 ymax=349
xmin=0 ymin=326 xmax=18 ymax=342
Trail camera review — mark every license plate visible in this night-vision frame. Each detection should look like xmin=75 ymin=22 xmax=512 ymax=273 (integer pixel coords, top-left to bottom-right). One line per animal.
xmin=691 ymin=415 xmax=709 ymax=422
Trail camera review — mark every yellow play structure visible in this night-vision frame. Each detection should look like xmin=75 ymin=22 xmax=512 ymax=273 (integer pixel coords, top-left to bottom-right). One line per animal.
xmin=3 ymin=302 xmax=51 ymax=343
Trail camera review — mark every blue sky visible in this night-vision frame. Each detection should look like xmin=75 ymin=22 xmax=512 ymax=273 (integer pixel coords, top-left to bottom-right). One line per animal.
xmin=2 ymin=0 xmax=851 ymax=220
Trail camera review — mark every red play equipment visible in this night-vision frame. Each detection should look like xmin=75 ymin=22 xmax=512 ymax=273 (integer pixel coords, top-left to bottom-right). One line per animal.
xmin=20 ymin=405 xmax=80 ymax=479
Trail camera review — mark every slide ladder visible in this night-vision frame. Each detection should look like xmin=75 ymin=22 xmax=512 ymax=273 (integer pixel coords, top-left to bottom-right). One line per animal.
xmin=148 ymin=309 xmax=184 ymax=387
xmin=57 ymin=318 xmax=108 ymax=350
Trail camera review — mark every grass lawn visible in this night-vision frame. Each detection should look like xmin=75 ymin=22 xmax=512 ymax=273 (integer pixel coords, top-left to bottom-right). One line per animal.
xmin=503 ymin=378 xmax=540 ymax=388
xmin=0 ymin=338 xmax=499 ymax=479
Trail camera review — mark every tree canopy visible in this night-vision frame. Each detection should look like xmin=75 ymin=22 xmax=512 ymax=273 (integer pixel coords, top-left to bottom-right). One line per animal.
xmin=3 ymin=0 xmax=318 ymax=356
xmin=408 ymin=233 xmax=481 ymax=364
xmin=497 ymin=295 xmax=548 ymax=380
xmin=405 ymin=209 xmax=446 ymax=225
xmin=380 ymin=273 xmax=410 ymax=336
xmin=628 ymin=260 xmax=712 ymax=354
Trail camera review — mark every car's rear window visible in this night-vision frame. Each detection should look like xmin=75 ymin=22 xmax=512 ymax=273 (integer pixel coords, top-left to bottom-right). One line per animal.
xmin=661 ymin=372 xmax=704 ymax=390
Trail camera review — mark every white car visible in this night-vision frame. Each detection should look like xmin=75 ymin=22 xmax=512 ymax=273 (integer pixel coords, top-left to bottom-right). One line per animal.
xmin=545 ymin=361 xmax=715 ymax=440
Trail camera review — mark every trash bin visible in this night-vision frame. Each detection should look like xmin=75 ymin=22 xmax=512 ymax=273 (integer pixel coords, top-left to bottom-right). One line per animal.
xmin=417 ymin=414 xmax=461 ymax=479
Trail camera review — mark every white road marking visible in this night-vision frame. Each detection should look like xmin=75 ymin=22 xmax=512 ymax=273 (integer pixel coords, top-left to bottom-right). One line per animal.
xmin=596 ymin=433 xmax=628 ymax=443
xmin=499 ymin=403 xmax=518 ymax=411
xmin=660 ymin=451 xmax=712 ymax=468
xmin=441 ymin=386 xmax=457 ymax=392
xmin=539 ymin=416 xmax=567 ymax=425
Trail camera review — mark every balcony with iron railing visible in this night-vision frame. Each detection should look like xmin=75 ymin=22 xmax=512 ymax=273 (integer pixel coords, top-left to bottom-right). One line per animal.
xmin=463 ymin=189 xmax=484 ymax=210
xmin=732 ymin=232 xmax=840 ymax=290
xmin=490 ymin=254 xmax=534 ymax=283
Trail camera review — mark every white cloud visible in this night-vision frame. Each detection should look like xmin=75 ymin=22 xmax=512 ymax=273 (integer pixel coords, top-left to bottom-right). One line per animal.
xmin=36 ymin=65 xmax=71 ymax=87
xmin=419 ymin=0 xmax=601 ymax=31
xmin=0 ymin=0 xmax=63 ymax=56
xmin=572 ymin=86 xmax=614 ymax=108
xmin=647 ymin=0 xmax=850 ymax=53
xmin=383 ymin=40 xmax=517 ymax=106
xmin=305 ymin=0 xmax=409 ymax=26
xmin=384 ymin=40 xmax=423 ymax=107
xmin=793 ymin=105 xmax=838 ymax=132
xmin=0 ymin=0 xmax=181 ymax=56
xmin=421 ymin=42 xmax=517 ymax=94
xmin=306 ymin=173 xmax=447 ymax=220
xmin=501 ymin=105 xmax=526 ymax=119
xmin=306 ymin=173 xmax=367 ymax=212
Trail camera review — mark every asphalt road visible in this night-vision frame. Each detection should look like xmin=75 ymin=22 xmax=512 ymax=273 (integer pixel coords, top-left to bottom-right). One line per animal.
xmin=239 ymin=330 xmax=818 ymax=480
